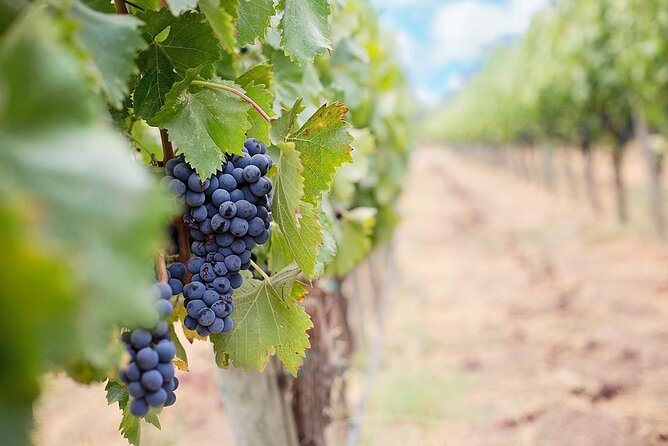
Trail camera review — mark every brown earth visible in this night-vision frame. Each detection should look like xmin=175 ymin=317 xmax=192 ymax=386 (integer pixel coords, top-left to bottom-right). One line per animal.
xmin=34 ymin=145 xmax=668 ymax=445
xmin=361 ymin=146 xmax=668 ymax=446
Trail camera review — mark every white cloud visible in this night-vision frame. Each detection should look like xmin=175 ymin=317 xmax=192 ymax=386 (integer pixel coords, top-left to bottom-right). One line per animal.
xmin=430 ymin=0 xmax=547 ymax=64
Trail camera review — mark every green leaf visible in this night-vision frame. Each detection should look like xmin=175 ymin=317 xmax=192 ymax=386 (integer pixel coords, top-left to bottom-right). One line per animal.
xmin=152 ymin=79 xmax=251 ymax=178
xmin=134 ymin=10 xmax=221 ymax=120
xmin=270 ymin=97 xmax=304 ymax=145
xmin=70 ymin=1 xmax=146 ymax=108
xmin=105 ymin=379 xmax=129 ymax=409
xmin=236 ymin=65 xmax=274 ymax=142
xmin=271 ymin=142 xmax=322 ymax=278
xmin=236 ymin=0 xmax=275 ymax=45
xmin=105 ymin=380 xmax=141 ymax=445
xmin=0 ymin=6 xmax=173 ymax=367
xmin=315 ymin=200 xmax=337 ymax=276
xmin=277 ymin=0 xmax=332 ymax=64
xmin=211 ymin=263 xmax=312 ymax=375
xmin=200 ymin=0 xmax=238 ymax=52
xmin=288 ymin=102 xmax=353 ymax=204
xmin=165 ymin=0 xmax=197 ymax=15
xmin=119 ymin=399 xmax=142 ymax=446
xmin=145 ymin=412 xmax=161 ymax=429
xmin=326 ymin=207 xmax=376 ymax=277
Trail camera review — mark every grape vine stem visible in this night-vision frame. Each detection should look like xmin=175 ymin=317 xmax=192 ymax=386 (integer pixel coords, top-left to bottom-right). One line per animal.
xmin=154 ymin=251 xmax=169 ymax=283
xmin=191 ymin=80 xmax=272 ymax=124
xmin=250 ymin=259 xmax=270 ymax=281
xmin=159 ymin=128 xmax=191 ymax=270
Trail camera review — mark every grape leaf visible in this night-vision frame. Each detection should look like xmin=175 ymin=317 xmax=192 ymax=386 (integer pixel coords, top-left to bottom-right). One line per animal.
xmin=165 ymin=0 xmax=197 ymax=15
xmin=236 ymin=62 xmax=273 ymax=90
xmin=134 ymin=10 xmax=221 ymax=120
xmin=0 ymin=7 xmax=173 ymax=367
xmin=105 ymin=379 xmax=129 ymax=409
xmin=288 ymin=102 xmax=353 ymax=204
xmin=106 ymin=380 xmax=142 ymax=446
xmin=211 ymin=263 xmax=312 ymax=375
xmin=271 ymin=142 xmax=323 ymax=278
xmin=315 ymin=200 xmax=337 ymax=276
xmin=278 ymin=0 xmax=332 ymax=64
xmin=200 ymin=0 xmax=238 ymax=52
xmin=70 ymin=1 xmax=146 ymax=108
xmin=236 ymin=65 xmax=274 ymax=142
xmin=326 ymin=207 xmax=376 ymax=277
xmin=152 ymin=79 xmax=251 ymax=178
xmin=270 ymin=97 xmax=304 ymax=145
xmin=236 ymin=0 xmax=275 ymax=45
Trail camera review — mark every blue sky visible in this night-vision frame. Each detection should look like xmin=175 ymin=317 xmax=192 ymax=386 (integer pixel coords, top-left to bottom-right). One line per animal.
xmin=370 ymin=0 xmax=548 ymax=103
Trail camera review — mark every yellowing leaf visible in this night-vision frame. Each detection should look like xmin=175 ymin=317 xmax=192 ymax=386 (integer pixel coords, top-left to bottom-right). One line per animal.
xmin=289 ymin=102 xmax=353 ymax=204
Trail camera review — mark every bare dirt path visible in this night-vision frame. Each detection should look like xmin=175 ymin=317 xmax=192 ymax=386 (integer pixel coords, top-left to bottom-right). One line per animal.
xmin=362 ymin=146 xmax=668 ymax=446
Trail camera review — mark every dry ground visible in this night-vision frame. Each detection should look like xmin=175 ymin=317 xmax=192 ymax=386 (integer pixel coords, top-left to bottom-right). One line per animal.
xmin=34 ymin=145 xmax=668 ymax=445
xmin=361 ymin=146 xmax=668 ymax=446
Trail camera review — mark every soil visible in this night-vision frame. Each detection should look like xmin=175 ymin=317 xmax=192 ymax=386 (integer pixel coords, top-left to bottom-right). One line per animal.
xmin=361 ymin=146 xmax=668 ymax=446
xmin=33 ymin=145 xmax=668 ymax=445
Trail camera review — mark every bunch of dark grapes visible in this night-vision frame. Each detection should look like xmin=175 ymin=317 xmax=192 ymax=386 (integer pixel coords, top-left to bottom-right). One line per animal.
xmin=163 ymin=137 xmax=273 ymax=336
xmin=119 ymin=264 xmax=185 ymax=417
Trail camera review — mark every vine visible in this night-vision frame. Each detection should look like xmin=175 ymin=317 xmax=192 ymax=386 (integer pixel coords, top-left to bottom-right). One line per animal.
xmin=0 ymin=0 xmax=411 ymax=444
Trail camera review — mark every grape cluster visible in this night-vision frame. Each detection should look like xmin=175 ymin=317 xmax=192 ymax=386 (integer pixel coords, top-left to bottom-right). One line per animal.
xmin=119 ymin=265 xmax=184 ymax=417
xmin=163 ymin=137 xmax=273 ymax=337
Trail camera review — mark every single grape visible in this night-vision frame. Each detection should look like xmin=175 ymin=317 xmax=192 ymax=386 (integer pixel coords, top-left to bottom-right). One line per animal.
xmin=136 ymin=347 xmax=159 ymax=370
xmin=211 ymin=214 xmax=230 ymax=232
xmin=211 ymin=277 xmax=231 ymax=294
xmin=190 ymin=205 xmax=208 ymax=222
xmin=141 ymin=370 xmax=164 ymax=391
xmin=219 ymin=201 xmax=237 ymax=218
xmin=209 ymin=317 xmax=225 ymax=334
xmin=204 ymin=176 xmax=219 ymax=195
xmin=187 ymin=257 xmax=205 ymax=275
xmin=155 ymin=299 xmax=173 ymax=318
xmin=155 ymin=340 xmax=176 ymax=362
xmin=212 ymin=188 xmax=231 ymax=207
xmin=130 ymin=398 xmax=149 ymax=417
xmin=230 ymin=189 xmax=245 ymax=202
xmin=130 ymin=329 xmax=152 ymax=350
xmin=168 ymin=263 xmax=186 ymax=280
xmin=202 ymin=289 xmax=219 ymax=306
xmin=197 ymin=308 xmax=216 ymax=327
xmin=128 ymin=381 xmax=146 ymax=399
xmin=146 ymin=388 xmax=168 ymax=407
xmin=186 ymin=300 xmax=207 ymax=318
xmin=211 ymin=300 xmax=230 ymax=318
xmin=215 ymin=233 xmax=234 ymax=247
xmin=250 ymin=177 xmax=271 ymax=196
xmin=222 ymin=316 xmax=234 ymax=333
xmin=173 ymin=163 xmax=193 ymax=182
xmin=224 ymin=255 xmax=241 ymax=272
xmin=169 ymin=278 xmax=184 ymax=295
xmin=190 ymin=228 xmax=204 ymax=241
xmin=230 ymin=217 xmax=248 ymax=237
xmin=247 ymin=217 xmax=265 ymax=237
xmin=156 ymin=362 xmax=175 ymax=382
xmin=196 ymin=324 xmax=211 ymax=337
xmin=185 ymin=191 xmax=206 ymax=207
xmin=242 ymin=165 xmax=261 ymax=183
xmin=164 ymin=391 xmax=177 ymax=407
xmin=219 ymin=174 xmax=237 ymax=191
xmin=126 ymin=362 xmax=141 ymax=381
xmin=169 ymin=178 xmax=186 ymax=196
xmin=187 ymin=173 xmax=210 ymax=193
xmin=199 ymin=218 xmax=214 ymax=235
xmin=165 ymin=158 xmax=180 ymax=176
xmin=184 ymin=316 xmax=198 ymax=331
